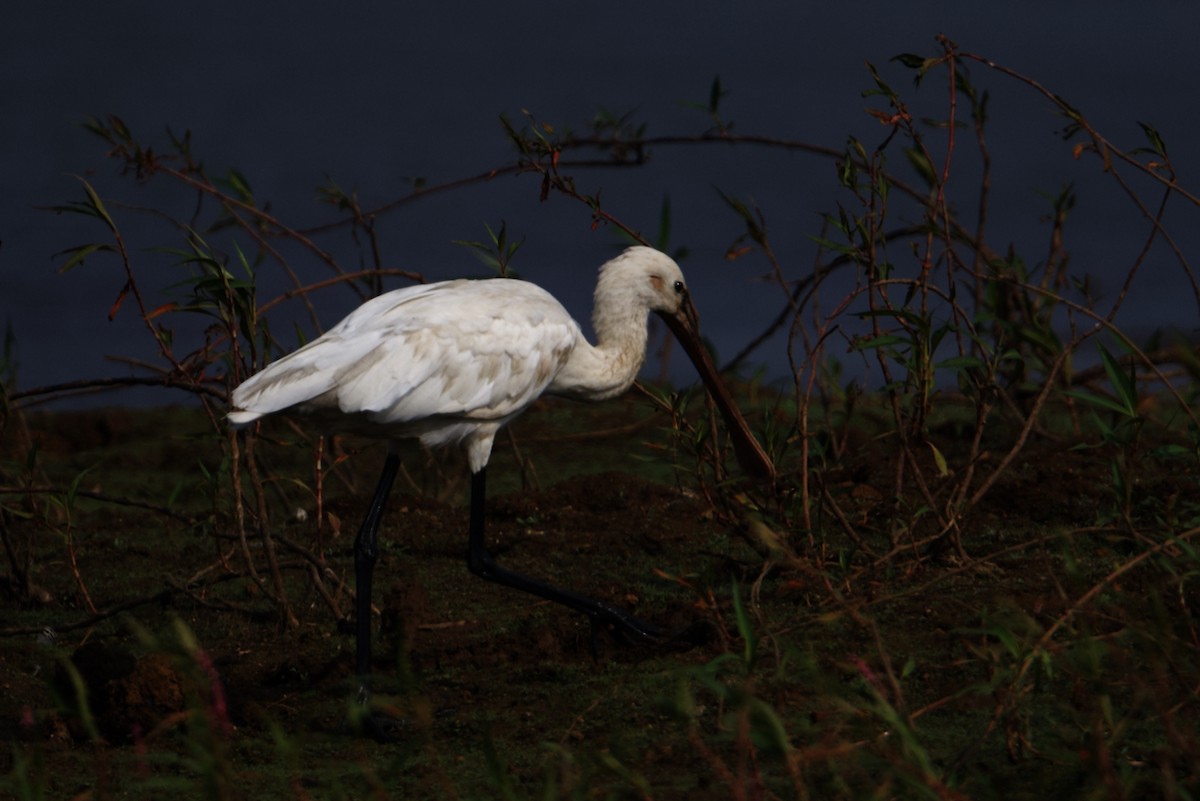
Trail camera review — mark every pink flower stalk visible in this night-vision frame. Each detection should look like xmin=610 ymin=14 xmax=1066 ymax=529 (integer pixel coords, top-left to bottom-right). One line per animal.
xmin=194 ymin=649 xmax=233 ymax=738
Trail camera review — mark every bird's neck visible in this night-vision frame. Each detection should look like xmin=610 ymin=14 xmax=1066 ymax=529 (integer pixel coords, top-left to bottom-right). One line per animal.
xmin=549 ymin=300 xmax=650 ymax=401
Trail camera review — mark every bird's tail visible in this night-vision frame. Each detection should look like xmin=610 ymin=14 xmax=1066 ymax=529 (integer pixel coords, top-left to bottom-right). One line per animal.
xmin=226 ymin=409 xmax=262 ymax=428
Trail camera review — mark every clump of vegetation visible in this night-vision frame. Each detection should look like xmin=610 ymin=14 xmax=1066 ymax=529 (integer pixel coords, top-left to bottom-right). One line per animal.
xmin=3 ymin=37 xmax=1198 ymax=800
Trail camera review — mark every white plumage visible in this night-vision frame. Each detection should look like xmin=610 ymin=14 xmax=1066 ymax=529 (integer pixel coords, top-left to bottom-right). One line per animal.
xmin=230 ymin=246 xmax=688 ymax=471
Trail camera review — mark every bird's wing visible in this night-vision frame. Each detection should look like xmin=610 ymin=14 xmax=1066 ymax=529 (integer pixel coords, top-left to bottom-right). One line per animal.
xmin=337 ymin=281 xmax=579 ymax=423
xmin=229 ymin=283 xmax=451 ymax=422
xmin=230 ymin=279 xmax=580 ymax=427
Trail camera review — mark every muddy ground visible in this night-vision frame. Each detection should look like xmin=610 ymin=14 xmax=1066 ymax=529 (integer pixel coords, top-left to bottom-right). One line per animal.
xmin=1 ymin=397 xmax=1197 ymax=799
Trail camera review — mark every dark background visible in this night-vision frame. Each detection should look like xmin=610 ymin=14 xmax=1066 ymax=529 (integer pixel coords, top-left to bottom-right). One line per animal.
xmin=5 ymin=2 xmax=1198 ymax=404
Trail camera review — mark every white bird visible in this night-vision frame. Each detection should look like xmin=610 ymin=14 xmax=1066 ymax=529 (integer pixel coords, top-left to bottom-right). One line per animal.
xmin=229 ymin=246 xmax=773 ymax=737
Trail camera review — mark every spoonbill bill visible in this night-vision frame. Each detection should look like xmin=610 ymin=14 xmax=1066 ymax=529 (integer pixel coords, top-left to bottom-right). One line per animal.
xmin=228 ymin=246 xmax=773 ymax=735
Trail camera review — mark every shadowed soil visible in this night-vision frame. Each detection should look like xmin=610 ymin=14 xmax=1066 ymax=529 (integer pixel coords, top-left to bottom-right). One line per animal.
xmin=1 ymin=400 xmax=1197 ymax=799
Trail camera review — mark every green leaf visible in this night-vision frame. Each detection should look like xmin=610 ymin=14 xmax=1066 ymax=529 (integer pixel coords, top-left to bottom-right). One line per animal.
xmin=863 ymin=61 xmax=896 ymax=98
xmin=854 ymin=334 xmax=907 ymax=351
xmin=1061 ymin=389 xmax=1130 ymax=418
xmin=807 ymin=234 xmax=857 ymax=257
xmin=928 ymin=442 xmax=949 ymax=477
xmin=936 ymin=355 xmax=985 ymax=371
xmin=48 ymin=177 xmax=119 ymax=232
xmin=904 ymin=147 xmax=937 ymax=189
xmin=747 ymin=698 xmax=793 ymax=756
xmin=892 ymin=53 xmax=929 ymax=70
xmin=708 ymin=74 xmax=724 ymax=113
xmin=730 ymin=580 xmax=756 ymax=667
xmin=223 ymin=168 xmax=254 ymax=202
xmin=1098 ymin=343 xmax=1137 ymax=416
xmin=76 ymin=177 xmax=117 ymax=232
xmin=1137 ymin=121 xmax=1168 ymax=159
xmin=986 ymin=625 xmax=1021 ymax=659
xmin=54 ymin=242 xmax=115 ymax=272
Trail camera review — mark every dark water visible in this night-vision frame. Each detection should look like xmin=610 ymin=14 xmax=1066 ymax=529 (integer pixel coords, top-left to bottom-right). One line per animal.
xmin=5 ymin=2 xmax=1198 ymax=406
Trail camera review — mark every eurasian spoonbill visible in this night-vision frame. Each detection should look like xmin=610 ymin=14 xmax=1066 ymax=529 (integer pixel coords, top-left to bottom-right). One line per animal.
xmin=228 ymin=246 xmax=773 ymax=736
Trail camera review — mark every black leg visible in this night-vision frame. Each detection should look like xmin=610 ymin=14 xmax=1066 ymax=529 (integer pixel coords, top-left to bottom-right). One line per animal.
xmin=465 ymin=468 xmax=679 ymax=645
xmin=352 ymin=451 xmax=400 ymax=739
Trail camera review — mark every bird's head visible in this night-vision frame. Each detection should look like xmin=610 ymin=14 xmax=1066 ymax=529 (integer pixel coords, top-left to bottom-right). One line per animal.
xmin=596 ymin=246 xmax=691 ymax=320
xmin=595 ymin=246 xmax=705 ymax=353
xmin=598 ymin=246 xmax=775 ymax=482
xmin=609 ymin=245 xmax=700 ymax=340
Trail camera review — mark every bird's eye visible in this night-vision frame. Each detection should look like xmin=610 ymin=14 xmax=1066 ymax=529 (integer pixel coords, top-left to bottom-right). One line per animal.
xmin=673 ymin=281 xmax=684 ymax=294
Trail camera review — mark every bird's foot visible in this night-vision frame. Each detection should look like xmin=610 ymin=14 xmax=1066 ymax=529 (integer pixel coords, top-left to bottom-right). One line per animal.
xmin=588 ymin=603 xmax=712 ymax=653
xmin=348 ymin=685 xmax=409 ymax=743
xmin=358 ymin=710 xmax=409 ymax=743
